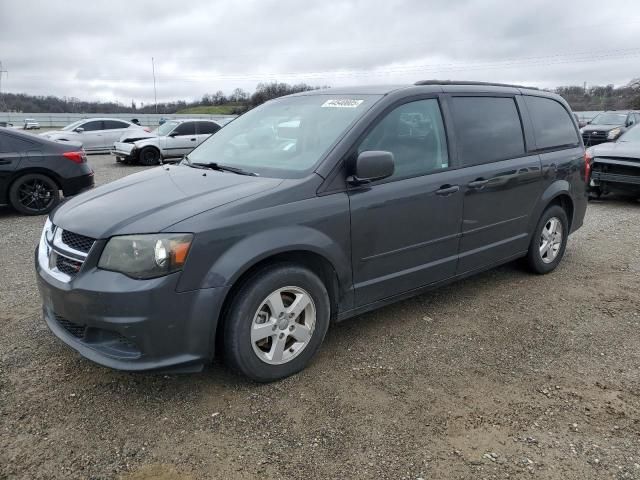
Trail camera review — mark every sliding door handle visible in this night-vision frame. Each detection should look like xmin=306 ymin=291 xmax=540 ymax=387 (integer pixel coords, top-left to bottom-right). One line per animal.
xmin=468 ymin=178 xmax=489 ymax=189
xmin=435 ymin=184 xmax=460 ymax=196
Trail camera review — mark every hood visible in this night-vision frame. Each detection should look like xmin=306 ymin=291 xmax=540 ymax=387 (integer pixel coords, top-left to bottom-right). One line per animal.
xmin=40 ymin=130 xmax=67 ymax=138
xmin=51 ymin=165 xmax=283 ymax=238
xmin=119 ymin=130 xmax=157 ymax=142
xmin=581 ymin=124 xmax=620 ymax=133
xmin=589 ymin=141 xmax=640 ymax=160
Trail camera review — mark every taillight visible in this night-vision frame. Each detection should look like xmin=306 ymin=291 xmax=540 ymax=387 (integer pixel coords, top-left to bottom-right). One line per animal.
xmin=143 ymin=127 xmax=151 ymax=132
xmin=63 ymin=151 xmax=86 ymax=164
xmin=584 ymin=150 xmax=592 ymax=183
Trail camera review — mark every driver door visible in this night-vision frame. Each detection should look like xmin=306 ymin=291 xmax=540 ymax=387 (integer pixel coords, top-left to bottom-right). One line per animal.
xmin=348 ymin=98 xmax=463 ymax=306
xmin=77 ymin=120 xmax=105 ymax=151
xmin=165 ymin=121 xmax=197 ymax=158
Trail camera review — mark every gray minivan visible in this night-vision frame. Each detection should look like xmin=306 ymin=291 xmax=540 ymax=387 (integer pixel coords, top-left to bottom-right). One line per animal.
xmin=36 ymin=81 xmax=588 ymax=381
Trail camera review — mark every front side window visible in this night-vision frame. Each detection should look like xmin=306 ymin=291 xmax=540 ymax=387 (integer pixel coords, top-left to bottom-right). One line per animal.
xmin=80 ymin=120 xmax=104 ymax=132
xmin=524 ymin=96 xmax=579 ymax=150
xmin=186 ymin=94 xmax=382 ymax=178
xmin=173 ymin=122 xmax=196 ymax=136
xmin=358 ymin=99 xmax=449 ymax=181
xmin=450 ymin=96 xmax=525 ymax=166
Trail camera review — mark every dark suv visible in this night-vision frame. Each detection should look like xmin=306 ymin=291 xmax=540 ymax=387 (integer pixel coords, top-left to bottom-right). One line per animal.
xmin=581 ymin=110 xmax=640 ymax=146
xmin=36 ymin=81 xmax=588 ymax=381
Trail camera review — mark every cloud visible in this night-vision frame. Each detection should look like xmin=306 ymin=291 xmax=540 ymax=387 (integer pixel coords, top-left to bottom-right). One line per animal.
xmin=1 ymin=0 xmax=639 ymax=103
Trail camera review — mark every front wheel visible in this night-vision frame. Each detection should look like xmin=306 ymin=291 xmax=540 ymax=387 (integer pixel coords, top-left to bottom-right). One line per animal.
xmin=138 ymin=146 xmax=161 ymax=166
xmin=526 ymin=205 xmax=569 ymax=274
xmin=223 ymin=264 xmax=330 ymax=382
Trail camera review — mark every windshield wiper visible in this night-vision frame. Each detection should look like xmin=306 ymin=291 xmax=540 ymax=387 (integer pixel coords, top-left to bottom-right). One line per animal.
xmin=192 ymin=162 xmax=258 ymax=176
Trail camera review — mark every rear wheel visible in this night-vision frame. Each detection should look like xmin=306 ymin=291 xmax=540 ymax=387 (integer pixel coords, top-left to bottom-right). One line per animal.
xmin=9 ymin=173 xmax=60 ymax=215
xmin=138 ymin=146 xmax=161 ymax=166
xmin=526 ymin=205 xmax=569 ymax=274
xmin=223 ymin=264 xmax=330 ymax=382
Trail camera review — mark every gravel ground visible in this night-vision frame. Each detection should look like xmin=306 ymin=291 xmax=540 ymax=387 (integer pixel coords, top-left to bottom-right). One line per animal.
xmin=1 ymin=154 xmax=639 ymax=480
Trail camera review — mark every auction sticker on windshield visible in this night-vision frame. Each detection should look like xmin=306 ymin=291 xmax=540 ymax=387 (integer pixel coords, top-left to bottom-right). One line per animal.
xmin=321 ymin=99 xmax=364 ymax=108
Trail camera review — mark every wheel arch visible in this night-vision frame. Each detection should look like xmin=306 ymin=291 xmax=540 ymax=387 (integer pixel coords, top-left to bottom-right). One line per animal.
xmin=212 ymin=248 xmax=344 ymax=358
xmin=529 ymin=180 xmax=575 ymax=233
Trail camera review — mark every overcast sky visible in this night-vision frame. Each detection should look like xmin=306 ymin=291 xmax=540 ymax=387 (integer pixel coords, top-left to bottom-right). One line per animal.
xmin=1 ymin=0 xmax=639 ymax=104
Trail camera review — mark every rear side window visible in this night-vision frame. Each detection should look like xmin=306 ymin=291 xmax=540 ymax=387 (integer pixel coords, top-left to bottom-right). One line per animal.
xmin=104 ymin=120 xmax=130 ymax=129
xmin=450 ymin=97 xmax=525 ymax=166
xmin=0 ymin=134 xmax=35 ymax=152
xmin=197 ymin=121 xmax=220 ymax=135
xmin=524 ymin=96 xmax=579 ymax=150
xmin=173 ymin=122 xmax=196 ymax=136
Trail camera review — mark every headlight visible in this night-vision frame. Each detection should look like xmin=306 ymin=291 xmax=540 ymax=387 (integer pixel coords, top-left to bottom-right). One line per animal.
xmin=607 ymin=128 xmax=621 ymax=140
xmin=98 ymin=233 xmax=193 ymax=279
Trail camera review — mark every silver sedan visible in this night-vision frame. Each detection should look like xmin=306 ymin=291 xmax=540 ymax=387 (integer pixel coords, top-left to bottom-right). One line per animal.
xmin=41 ymin=118 xmax=148 ymax=153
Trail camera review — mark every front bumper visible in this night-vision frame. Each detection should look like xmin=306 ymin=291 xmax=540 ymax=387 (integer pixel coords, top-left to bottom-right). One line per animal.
xmin=36 ymin=241 xmax=229 ymax=372
xmin=591 ymin=158 xmax=640 ymax=192
xmin=111 ymin=142 xmax=137 ymax=161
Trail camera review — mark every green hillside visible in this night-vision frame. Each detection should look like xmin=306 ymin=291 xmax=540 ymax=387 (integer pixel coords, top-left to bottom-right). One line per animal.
xmin=177 ymin=104 xmax=241 ymax=115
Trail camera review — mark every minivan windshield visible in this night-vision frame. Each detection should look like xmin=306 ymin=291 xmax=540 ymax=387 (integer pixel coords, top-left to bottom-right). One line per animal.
xmin=185 ymin=94 xmax=382 ymax=178
xmin=590 ymin=113 xmax=627 ymax=125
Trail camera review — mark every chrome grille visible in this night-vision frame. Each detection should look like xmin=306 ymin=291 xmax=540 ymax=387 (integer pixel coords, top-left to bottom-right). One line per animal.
xmin=55 ymin=255 xmax=83 ymax=277
xmin=39 ymin=219 xmax=92 ymax=283
xmin=61 ymin=230 xmax=95 ymax=254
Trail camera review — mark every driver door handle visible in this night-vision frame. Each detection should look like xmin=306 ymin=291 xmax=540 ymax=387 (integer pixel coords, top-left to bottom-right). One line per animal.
xmin=435 ymin=184 xmax=460 ymax=196
xmin=468 ymin=178 xmax=489 ymax=189
xmin=190 ymin=138 xmax=197 ymax=141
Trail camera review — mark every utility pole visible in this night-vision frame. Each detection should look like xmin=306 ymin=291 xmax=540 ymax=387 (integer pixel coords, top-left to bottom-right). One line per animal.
xmin=151 ymin=57 xmax=158 ymax=114
xmin=0 ymin=62 xmax=8 ymax=111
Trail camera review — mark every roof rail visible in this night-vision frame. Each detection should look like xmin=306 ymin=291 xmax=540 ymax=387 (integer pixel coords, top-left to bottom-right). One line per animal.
xmin=414 ymin=80 xmax=539 ymax=90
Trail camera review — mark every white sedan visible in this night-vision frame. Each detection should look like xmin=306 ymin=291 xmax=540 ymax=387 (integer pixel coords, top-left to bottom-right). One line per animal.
xmin=111 ymin=119 xmax=222 ymax=165
xmin=40 ymin=118 xmax=148 ymax=153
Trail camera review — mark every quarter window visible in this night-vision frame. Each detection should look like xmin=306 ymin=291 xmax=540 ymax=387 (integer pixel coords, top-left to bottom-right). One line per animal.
xmin=104 ymin=120 xmax=130 ymax=129
xmin=358 ymin=99 xmax=449 ymax=181
xmin=450 ymin=97 xmax=525 ymax=166
xmin=524 ymin=96 xmax=579 ymax=150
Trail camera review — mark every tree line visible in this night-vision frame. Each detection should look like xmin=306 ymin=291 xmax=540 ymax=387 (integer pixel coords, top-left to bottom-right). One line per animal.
xmin=2 ymin=79 xmax=639 ymax=114
xmin=0 ymin=82 xmax=321 ymax=114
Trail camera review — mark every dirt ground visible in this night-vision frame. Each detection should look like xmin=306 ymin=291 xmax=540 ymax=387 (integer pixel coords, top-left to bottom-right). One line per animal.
xmin=1 ymin=154 xmax=639 ymax=480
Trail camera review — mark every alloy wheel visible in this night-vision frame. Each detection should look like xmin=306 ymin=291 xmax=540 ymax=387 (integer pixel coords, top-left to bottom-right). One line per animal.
xmin=539 ymin=216 xmax=563 ymax=264
xmin=250 ymin=286 xmax=316 ymax=365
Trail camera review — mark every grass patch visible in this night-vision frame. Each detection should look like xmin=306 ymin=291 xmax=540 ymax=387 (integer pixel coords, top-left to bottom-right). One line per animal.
xmin=177 ymin=104 xmax=242 ymax=115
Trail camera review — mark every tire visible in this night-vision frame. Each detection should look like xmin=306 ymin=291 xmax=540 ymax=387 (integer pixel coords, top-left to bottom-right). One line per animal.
xmin=223 ymin=264 xmax=331 ymax=382
xmin=138 ymin=146 xmax=161 ymax=166
xmin=526 ymin=205 xmax=569 ymax=274
xmin=9 ymin=173 xmax=60 ymax=215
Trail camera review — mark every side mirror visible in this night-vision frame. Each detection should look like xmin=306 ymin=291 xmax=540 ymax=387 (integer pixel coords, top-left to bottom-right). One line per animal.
xmin=168 ymin=131 xmax=179 ymax=137
xmin=74 ymin=127 xmax=84 ymax=133
xmin=348 ymin=150 xmax=395 ymax=185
